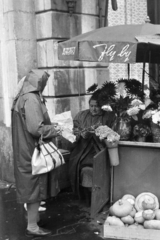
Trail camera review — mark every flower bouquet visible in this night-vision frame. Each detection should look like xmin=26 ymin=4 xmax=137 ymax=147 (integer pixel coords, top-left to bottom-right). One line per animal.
xmin=95 ymin=125 xmax=120 ymax=166
xmin=142 ymin=83 xmax=160 ymax=142
xmin=87 ymin=79 xmax=145 ymax=141
xmin=133 ymin=123 xmax=151 ymax=142
xmin=143 ymin=107 xmax=160 ymax=142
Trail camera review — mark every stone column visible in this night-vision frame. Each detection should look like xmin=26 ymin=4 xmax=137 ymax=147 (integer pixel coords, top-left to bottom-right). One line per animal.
xmin=0 ymin=0 xmax=37 ymax=182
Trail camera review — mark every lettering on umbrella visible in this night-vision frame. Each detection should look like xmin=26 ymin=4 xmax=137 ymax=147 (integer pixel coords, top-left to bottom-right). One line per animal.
xmin=117 ymin=45 xmax=131 ymax=62
xmin=62 ymin=47 xmax=76 ymax=55
xmin=93 ymin=43 xmax=132 ymax=62
xmin=93 ymin=44 xmax=116 ymax=61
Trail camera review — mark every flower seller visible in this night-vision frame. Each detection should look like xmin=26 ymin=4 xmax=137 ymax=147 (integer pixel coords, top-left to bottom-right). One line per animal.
xmin=68 ymin=85 xmax=116 ymax=206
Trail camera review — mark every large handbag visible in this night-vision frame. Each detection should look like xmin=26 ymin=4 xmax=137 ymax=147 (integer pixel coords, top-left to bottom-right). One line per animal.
xmin=31 ymin=135 xmax=65 ymax=175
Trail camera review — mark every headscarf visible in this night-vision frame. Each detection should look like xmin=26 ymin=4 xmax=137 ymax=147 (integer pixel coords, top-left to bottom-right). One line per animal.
xmin=12 ymin=69 xmax=50 ymax=110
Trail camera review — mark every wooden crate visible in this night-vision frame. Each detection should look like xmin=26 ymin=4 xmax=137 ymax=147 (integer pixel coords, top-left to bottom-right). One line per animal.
xmin=103 ymin=224 xmax=160 ymax=240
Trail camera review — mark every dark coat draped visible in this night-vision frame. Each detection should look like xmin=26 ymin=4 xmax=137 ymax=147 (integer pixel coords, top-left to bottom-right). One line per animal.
xmin=69 ymin=109 xmax=115 ymax=196
xmin=11 ymin=69 xmax=59 ymax=203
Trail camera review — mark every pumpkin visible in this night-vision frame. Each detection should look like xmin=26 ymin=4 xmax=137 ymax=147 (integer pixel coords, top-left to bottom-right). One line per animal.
xmin=137 ymin=224 xmax=144 ymax=229
xmin=110 ymin=199 xmax=133 ymax=218
xmin=122 ymin=194 xmax=135 ymax=205
xmin=155 ymin=209 xmax=160 ymax=220
xmin=129 ymin=207 xmax=136 ymax=218
xmin=134 ymin=211 xmax=145 ymax=224
xmin=144 ymin=220 xmax=160 ymax=230
xmin=121 ymin=215 xmax=134 ymax=225
xmin=128 ymin=224 xmax=138 ymax=229
xmin=127 ymin=199 xmax=135 ymax=205
xmin=122 ymin=194 xmax=135 ymax=201
xmin=105 ymin=216 xmax=124 ymax=227
xmin=142 ymin=209 xmax=155 ymax=220
xmin=142 ymin=196 xmax=156 ymax=210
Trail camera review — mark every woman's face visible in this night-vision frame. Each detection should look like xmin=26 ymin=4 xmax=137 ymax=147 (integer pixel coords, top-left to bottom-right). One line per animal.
xmin=89 ymin=100 xmax=102 ymax=116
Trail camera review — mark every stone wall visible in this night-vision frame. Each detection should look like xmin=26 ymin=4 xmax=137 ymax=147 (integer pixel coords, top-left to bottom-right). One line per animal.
xmin=0 ymin=0 xmax=37 ymax=182
xmin=35 ymin=0 xmax=109 ymax=119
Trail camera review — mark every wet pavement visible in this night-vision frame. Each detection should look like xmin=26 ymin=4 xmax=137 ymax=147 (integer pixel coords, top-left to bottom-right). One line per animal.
xmin=0 ymin=181 xmax=112 ymax=240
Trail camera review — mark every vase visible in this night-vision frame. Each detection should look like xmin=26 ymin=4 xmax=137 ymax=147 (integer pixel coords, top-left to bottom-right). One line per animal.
xmin=104 ymin=139 xmax=119 ymax=166
xmin=113 ymin=118 xmax=131 ymax=141
xmin=151 ymin=122 xmax=160 ymax=143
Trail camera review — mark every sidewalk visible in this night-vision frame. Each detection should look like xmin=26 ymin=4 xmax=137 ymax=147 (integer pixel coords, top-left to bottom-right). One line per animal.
xmin=0 ymin=181 xmax=108 ymax=240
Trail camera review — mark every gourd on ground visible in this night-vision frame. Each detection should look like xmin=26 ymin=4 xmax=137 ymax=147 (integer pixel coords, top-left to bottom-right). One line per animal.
xmin=142 ymin=197 xmax=156 ymax=210
xmin=155 ymin=209 xmax=160 ymax=220
xmin=109 ymin=199 xmax=133 ymax=218
xmin=134 ymin=211 xmax=145 ymax=224
xmin=122 ymin=194 xmax=135 ymax=205
xmin=121 ymin=215 xmax=134 ymax=224
xmin=129 ymin=207 xmax=136 ymax=218
xmin=144 ymin=220 xmax=160 ymax=230
xmin=142 ymin=209 xmax=155 ymax=220
xmin=105 ymin=216 xmax=124 ymax=227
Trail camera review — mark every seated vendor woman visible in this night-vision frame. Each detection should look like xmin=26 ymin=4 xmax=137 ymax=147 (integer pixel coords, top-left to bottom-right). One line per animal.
xmin=69 ymin=95 xmax=115 ymax=206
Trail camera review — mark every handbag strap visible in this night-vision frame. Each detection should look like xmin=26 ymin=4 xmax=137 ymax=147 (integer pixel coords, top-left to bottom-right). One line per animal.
xmin=42 ymin=142 xmax=64 ymax=166
xmin=39 ymin=131 xmax=64 ymax=165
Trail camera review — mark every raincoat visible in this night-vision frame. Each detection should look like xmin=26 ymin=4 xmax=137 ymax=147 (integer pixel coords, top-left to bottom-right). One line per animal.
xmin=11 ymin=69 xmax=59 ymax=203
xmin=69 ymin=109 xmax=115 ymax=196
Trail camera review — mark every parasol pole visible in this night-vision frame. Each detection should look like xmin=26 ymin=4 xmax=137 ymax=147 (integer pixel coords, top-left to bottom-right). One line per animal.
xmin=142 ymin=62 xmax=146 ymax=93
xmin=142 ymin=46 xmax=149 ymax=95
xmin=127 ymin=64 xmax=130 ymax=80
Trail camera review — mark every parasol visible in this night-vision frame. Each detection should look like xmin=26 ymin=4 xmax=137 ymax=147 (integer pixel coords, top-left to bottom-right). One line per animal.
xmin=58 ymin=23 xmax=160 ymax=64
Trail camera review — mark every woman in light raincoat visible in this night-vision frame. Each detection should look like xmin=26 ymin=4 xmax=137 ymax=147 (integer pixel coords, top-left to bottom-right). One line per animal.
xmin=11 ymin=69 xmax=61 ymax=237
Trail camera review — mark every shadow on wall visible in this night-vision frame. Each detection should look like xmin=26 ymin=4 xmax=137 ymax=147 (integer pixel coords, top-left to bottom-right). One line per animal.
xmin=0 ymin=123 xmax=15 ymax=183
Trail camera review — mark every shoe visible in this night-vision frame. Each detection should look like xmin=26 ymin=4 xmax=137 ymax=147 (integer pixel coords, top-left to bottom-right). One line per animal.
xmin=38 ymin=206 xmax=46 ymax=212
xmin=25 ymin=227 xmax=51 ymax=237
xmin=40 ymin=201 xmax=46 ymax=206
xmin=24 ymin=204 xmax=46 ymax=212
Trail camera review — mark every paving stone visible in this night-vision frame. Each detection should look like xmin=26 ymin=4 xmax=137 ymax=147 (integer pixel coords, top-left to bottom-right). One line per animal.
xmin=0 ymin=187 xmax=105 ymax=239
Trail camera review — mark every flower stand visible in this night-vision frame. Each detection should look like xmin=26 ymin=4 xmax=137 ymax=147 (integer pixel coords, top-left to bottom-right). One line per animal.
xmin=104 ymin=139 xmax=119 ymax=166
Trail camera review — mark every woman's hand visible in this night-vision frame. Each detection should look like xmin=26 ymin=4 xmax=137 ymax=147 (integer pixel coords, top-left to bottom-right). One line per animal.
xmin=81 ymin=130 xmax=90 ymax=139
xmin=73 ymin=127 xmax=81 ymax=136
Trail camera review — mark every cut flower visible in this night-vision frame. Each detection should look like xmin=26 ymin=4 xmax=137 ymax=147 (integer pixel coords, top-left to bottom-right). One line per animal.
xmin=101 ymin=105 xmax=112 ymax=111
xmin=133 ymin=124 xmax=151 ymax=138
xmin=152 ymin=111 xmax=160 ymax=126
xmin=127 ymin=106 xmax=140 ymax=116
xmin=95 ymin=125 xmax=120 ymax=143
